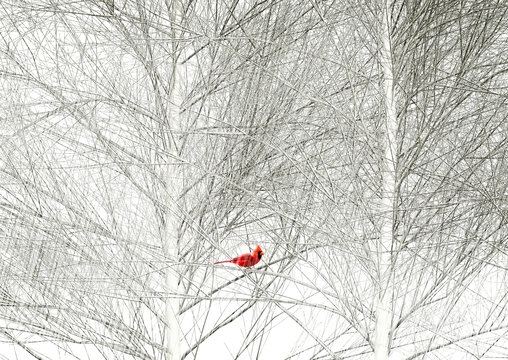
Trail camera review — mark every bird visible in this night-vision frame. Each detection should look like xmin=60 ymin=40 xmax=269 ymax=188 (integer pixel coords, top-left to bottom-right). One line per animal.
xmin=214 ymin=245 xmax=264 ymax=267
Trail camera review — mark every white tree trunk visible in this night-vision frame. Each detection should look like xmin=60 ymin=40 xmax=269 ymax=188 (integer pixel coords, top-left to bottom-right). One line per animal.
xmin=165 ymin=2 xmax=183 ymax=359
xmin=374 ymin=1 xmax=397 ymax=359
xmin=164 ymin=181 xmax=181 ymax=360
xmin=165 ymin=87 xmax=182 ymax=359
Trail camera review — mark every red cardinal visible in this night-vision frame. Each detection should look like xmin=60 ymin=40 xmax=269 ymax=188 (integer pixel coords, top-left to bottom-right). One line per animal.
xmin=214 ymin=245 xmax=264 ymax=267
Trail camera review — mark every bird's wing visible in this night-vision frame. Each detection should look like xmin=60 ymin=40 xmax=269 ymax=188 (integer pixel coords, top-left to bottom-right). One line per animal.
xmin=231 ymin=253 xmax=251 ymax=262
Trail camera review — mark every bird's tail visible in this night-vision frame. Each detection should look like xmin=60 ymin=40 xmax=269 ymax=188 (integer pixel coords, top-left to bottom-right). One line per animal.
xmin=214 ymin=260 xmax=233 ymax=265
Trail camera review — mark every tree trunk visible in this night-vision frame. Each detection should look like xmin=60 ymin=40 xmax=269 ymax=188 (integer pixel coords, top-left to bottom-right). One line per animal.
xmin=165 ymin=2 xmax=183 ymax=359
xmin=164 ymin=176 xmax=181 ymax=360
xmin=374 ymin=1 xmax=397 ymax=359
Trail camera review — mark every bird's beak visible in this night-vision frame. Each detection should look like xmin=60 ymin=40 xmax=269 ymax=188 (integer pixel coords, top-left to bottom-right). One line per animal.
xmin=261 ymin=251 xmax=264 ymax=255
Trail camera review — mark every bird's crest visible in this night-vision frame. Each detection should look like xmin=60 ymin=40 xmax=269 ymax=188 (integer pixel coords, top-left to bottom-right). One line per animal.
xmin=254 ymin=245 xmax=264 ymax=255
